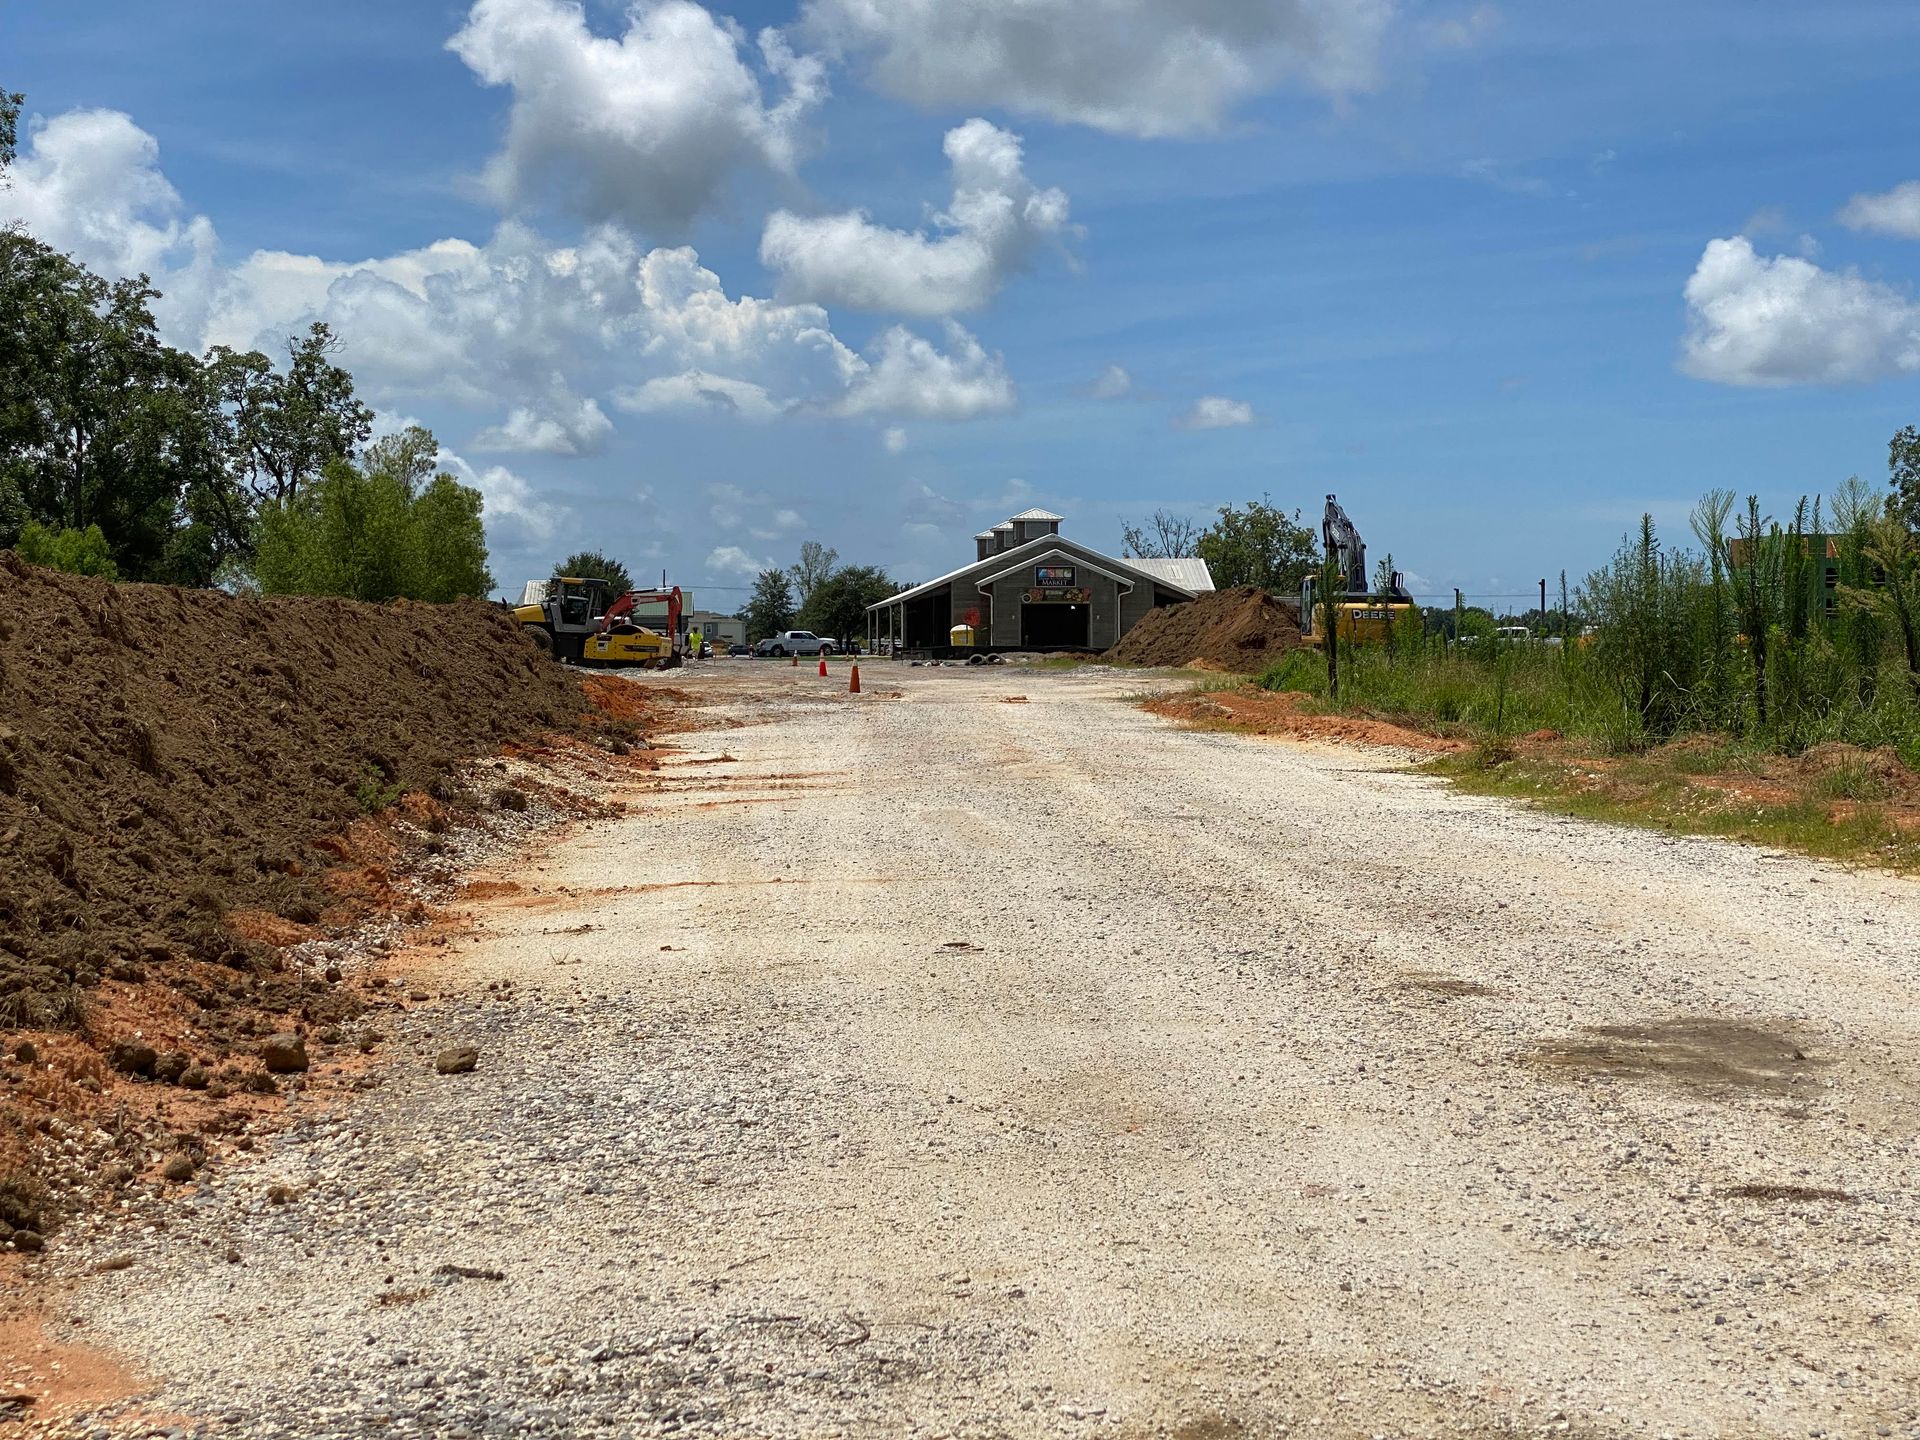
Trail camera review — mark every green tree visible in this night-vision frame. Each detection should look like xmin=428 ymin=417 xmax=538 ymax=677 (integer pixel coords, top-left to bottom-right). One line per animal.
xmin=16 ymin=521 xmax=118 ymax=579
xmin=207 ymin=324 xmax=373 ymax=506
xmin=1 ymin=89 xmax=22 ymax=178
xmin=554 ymin=549 xmax=634 ymax=598
xmin=1733 ymin=497 xmax=1779 ymax=728
xmin=253 ymin=426 xmax=492 ymax=602
xmin=744 ymin=568 xmax=796 ymax=641
xmin=790 ymin=540 xmax=839 ymax=607
xmin=1193 ymin=498 xmax=1317 ymax=591
xmin=1890 ymin=425 xmax=1920 ymax=530
xmin=1584 ymin=514 xmax=1707 ymax=740
xmin=1844 ymin=511 xmax=1920 ymax=697
xmin=1831 ymin=475 xmax=1886 ymax=704
xmin=1688 ymin=487 xmax=1738 ymax=729
xmin=0 ymin=232 xmax=212 ymax=577
xmin=800 ymin=564 xmax=894 ymax=643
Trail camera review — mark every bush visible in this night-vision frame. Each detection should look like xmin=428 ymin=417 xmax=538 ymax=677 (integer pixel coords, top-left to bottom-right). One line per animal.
xmin=252 ymin=426 xmax=493 ymax=602
xmin=15 ymin=521 xmax=118 ymax=579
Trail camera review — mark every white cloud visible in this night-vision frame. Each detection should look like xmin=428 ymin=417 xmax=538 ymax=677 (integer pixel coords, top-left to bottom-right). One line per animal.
xmin=883 ymin=426 xmax=908 ymax=453
xmin=1427 ymin=3 xmax=1498 ymax=49
xmin=0 ymin=108 xmax=224 ymax=341
xmin=1458 ymin=157 xmax=1553 ymax=199
xmin=760 ymin=117 xmax=1071 ymax=316
xmin=1089 ymin=364 xmax=1131 ymax=399
xmin=706 ymin=544 xmax=772 ymax=579
xmin=837 ymin=322 xmax=1016 ymax=420
xmin=799 ymin=0 xmax=1396 ymax=138
xmin=447 ymin=0 xmax=827 ymax=233
xmin=436 ymin=447 xmax=566 ymax=555
xmin=615 ymin=371 xmax=786 ymax=421
xmin=1174 ymin=395 xmax=1256 ymax=429
xmin=706 ymin=484 xmax=804 ymax=541
xmin=471 ymin=396 xmax=614 ymax=455
xmin=1839 ymin=181 xmax=1920 ymax=240
xmin=1679 ymin=236 xmax=1920 ymax=387
xmin=2 ymin=106 xmax=1017 ymax=429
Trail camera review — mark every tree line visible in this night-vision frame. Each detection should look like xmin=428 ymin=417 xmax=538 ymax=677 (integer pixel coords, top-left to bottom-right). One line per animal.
xmin=1121 ymin=498 xmax=1319 ymax=593
xmin=0 ymin=87 xmax=493 ymax=600
xmin=746 ymin=542 xmax=896 ymax=643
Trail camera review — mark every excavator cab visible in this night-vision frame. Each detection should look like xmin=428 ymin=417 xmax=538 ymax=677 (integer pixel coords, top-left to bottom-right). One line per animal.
xmin=1299 ymin=494 xmax=1416 ymax=648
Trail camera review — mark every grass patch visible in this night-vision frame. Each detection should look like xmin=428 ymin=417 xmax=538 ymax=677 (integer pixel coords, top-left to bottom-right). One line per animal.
xmin=1024 ymin=654 xmax=1099 ymax=670
xmin=1433 ymin=748 xmax=1920 ymax=871
xmin=1249 ymin=637 xmax=1920 ymax=871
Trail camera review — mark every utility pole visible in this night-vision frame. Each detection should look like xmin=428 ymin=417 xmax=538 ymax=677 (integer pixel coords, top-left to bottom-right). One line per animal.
xmin=1453 ymin=587 xmax=1463 ymax=643
xmin=1539 ymin=577 xmax=1547 ymax=629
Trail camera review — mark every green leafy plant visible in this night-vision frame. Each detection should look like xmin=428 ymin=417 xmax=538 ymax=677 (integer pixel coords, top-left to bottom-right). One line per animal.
xmin=15 ymin=521 xmax=119 ymax=579
xmin=354 ymin=767 xmax=404 ymax=815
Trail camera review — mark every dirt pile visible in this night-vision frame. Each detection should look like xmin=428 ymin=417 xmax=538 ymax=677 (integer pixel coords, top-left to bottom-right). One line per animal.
xmin=1106 ymin=586 xmax=1304 ymax=671
xmin=0 ymin=553 xmax=583 ymax=1030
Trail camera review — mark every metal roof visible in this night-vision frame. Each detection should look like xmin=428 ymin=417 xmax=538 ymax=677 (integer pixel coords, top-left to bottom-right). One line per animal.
xmin=1129 ymin=557 xmax=1216 ymax=592
xmin=869 ymin=534 xmax=1199 ymax=611
xmin=1005 ymin=507 xmax=1065 ymax=523
xmin=972 ymin=531 xmax=995 ymax=540
xmin=991 ymin=521 xmax=1014 ymax=531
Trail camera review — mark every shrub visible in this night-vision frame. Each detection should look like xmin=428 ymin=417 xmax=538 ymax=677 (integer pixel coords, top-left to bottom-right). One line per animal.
xmin=14 ymin=521 xmax=118 ymax=579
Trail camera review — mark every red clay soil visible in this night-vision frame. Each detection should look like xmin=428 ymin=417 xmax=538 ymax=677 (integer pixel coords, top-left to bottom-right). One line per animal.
xmin=0 ymin=553 xmax=583 ymax=1034
xmin=1105 ymin=586 xmax=1304 ymax=671
xmin=1145 ymin=685 xmax=1466 ymax=755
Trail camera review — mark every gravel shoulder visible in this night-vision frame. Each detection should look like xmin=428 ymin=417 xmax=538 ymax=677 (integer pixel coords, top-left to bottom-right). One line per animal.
xmin=46 ymin=663 xmax=1920 ymax=1438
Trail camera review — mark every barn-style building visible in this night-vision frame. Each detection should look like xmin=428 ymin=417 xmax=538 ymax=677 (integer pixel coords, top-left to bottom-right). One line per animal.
xmin=866 ymin=508 xmax=1213 ymax=655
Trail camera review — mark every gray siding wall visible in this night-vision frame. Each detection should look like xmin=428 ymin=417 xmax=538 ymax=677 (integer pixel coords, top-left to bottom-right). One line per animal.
xmin=1087 ymin=575 xmax=1123 ymax=650
xmin=1116 ymin=583 xmax=1158 ymax=644
xmin=986 ymin=576 xmax=1024 ymax=646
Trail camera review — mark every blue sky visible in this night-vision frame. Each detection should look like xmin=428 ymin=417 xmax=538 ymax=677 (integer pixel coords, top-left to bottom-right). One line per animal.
xmin=8 ymin=0 xmax=1920 ymax=610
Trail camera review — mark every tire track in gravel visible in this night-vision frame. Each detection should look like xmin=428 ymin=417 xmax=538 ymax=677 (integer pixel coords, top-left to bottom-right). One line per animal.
xmin=46 ymin=663 xmax=1920 ymax=1439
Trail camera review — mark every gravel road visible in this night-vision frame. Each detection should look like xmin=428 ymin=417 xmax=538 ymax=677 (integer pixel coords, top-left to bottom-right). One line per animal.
xmin=53 ymin=664 xmax=1920 ymax=1438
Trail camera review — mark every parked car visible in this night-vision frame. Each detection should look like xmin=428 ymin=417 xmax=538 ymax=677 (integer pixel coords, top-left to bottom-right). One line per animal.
xmin=728 ymin=642 xmax=753 ymax=656
xmin=754 ymin=630 xmax=835 ymax=657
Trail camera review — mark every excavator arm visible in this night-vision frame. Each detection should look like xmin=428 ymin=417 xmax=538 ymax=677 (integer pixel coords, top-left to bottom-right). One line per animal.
xmin=598 ymin=586 xmax=683 ymax=650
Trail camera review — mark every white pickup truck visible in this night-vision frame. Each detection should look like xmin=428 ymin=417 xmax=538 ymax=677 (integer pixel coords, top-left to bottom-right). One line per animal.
xmin=753 ymin=630 xmax=835 ymax=657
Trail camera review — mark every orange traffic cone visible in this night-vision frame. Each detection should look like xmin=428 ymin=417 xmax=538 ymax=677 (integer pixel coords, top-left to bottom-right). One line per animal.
xmin=849 ymin=664 xmax=861 ymax=694
xmin=790 ymin=653 xmax=797 ymax=667
xmin=818 ymin=657 xmax=828 ymax=677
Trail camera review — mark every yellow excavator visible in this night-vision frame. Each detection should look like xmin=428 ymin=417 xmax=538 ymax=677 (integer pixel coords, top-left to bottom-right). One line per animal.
xmin=513 ymin=579 xmax=682 ymax=667
xmin=1299 ymin=495 xmax=1417 ymax=647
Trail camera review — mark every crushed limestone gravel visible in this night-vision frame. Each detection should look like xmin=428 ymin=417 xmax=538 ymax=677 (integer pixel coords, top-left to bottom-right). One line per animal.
xmin=39 ymin=663 xmax=1920 ymax=1439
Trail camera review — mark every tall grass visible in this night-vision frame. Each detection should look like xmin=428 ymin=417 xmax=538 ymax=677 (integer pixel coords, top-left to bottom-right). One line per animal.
xmin=1259 ymin=488 xmax=1920 ymax=767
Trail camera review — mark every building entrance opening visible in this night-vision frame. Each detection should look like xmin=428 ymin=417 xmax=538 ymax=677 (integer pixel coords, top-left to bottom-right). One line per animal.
xmin=1022 ymin=602 xmax=1089 ymax=649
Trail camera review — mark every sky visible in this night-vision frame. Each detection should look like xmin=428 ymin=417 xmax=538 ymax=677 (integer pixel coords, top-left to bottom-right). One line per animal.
xmin=7 ymin=0 xmax=1920 ymax=611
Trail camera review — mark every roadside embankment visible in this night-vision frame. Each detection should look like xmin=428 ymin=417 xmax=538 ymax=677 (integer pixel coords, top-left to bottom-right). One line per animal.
xmin=0 ymin=554 xmax=612 ymax=1247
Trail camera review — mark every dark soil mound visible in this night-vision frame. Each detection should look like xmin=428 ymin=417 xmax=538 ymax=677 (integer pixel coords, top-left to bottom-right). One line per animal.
xmin=0 ymin=553 xmax=582 ymax=1028
xmin=1106 ymin=586 xmax=1304 ymax=671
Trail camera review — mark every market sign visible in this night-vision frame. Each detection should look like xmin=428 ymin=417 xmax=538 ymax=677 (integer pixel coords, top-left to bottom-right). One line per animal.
xmin=1025 ymin=587 xmax=1091 ymax=604
xmin=1035 ymin=565 xmax=1076 ymax=586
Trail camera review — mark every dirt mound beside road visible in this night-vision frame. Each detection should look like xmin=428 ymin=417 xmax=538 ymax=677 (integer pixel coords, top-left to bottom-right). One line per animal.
xmin=1105 ymin=585 xmax=1304 ymax=672
xmin=0 ymin=553 xmax=582 ymax=1031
